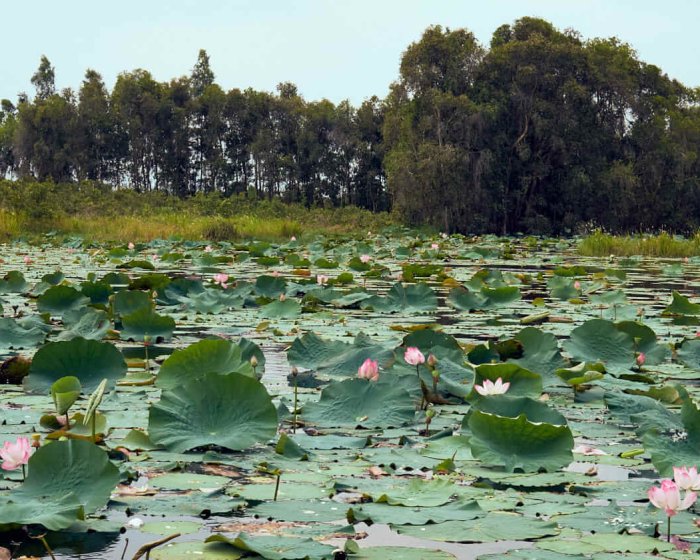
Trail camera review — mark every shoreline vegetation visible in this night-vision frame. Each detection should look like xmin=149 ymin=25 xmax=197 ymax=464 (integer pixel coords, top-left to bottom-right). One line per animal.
xmin=4 ymin=181 xmax=700 ymax=258
xmin=0 ymin=181 xmax=395 ymax=243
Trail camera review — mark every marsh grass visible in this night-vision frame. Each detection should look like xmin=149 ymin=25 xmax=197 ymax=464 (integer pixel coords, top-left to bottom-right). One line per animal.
xmin=0 ymin=181 xmax=394 ymax=242
xmin=579 ymin=231 xmax=700 ymax=257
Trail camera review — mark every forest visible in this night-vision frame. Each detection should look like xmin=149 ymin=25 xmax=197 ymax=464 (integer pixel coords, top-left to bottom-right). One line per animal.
xmin=1 ymin=17 xmax=699 ymax=235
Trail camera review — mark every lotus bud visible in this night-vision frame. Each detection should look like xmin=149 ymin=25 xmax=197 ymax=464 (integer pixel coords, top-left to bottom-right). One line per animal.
xmin=31 ymin=433 xmax=41 ymax=449
xmin=636 ymin=352 xmax=646 ymax=367
xmin=250 ymin=355 xmax=258 ymax=368
xmin=279 ymin=293 xmax=286 ymax=301
xmin=291 ymin=367 xmax=299 ymax=378
xmin=427 ymin=354 xmax=438 ymax=370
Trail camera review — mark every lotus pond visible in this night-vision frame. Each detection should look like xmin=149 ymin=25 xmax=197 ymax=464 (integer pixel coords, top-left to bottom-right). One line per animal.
xmin=1 ymin=233 xmax=700 ymax=560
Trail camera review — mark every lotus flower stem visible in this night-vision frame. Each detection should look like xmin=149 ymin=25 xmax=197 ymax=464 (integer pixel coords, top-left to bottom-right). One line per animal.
xmin=33 ymin=535 xmax=56 ymax=560
xmin=667 ymin=516 xmax=671 ymax=542
xmin=274 ymin=472 xmax=281 ymax=501
xmin=292 ymin=368 xmax=299 ymax=434
xmin=91 ymin=412 xmax=97 ymax=441
xmin=21 ymin=464 xmax=26 ymax=482
xmin=65 ymin=413 xmax=70 ymax=430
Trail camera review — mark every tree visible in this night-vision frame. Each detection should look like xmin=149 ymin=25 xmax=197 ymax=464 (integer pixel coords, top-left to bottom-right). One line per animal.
xmin=31 ymin=56 xmax=56 ymax=101
xmin=191 ymin=49 xmax=215 ymax=97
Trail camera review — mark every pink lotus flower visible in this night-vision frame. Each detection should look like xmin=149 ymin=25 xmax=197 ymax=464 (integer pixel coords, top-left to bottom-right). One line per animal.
xmin=404 ymin=347 xmax=425 ymax=366
xmin=674 ymin=466 xmax=700 ymax=491
xmin=1 ymin=437 xmax=31 ymax=471
xmin=360 ymin=254 xmax=371 ymax=264
xmin=204 ymin=245 xmax=213 ymax=253
xmin=290 ymin=236 xmax=297 ymax=242
xmin=474 ymin=377 xmax=510 ymax=396
xmin=574 ymin=280 xmax=581 ymax=290
xmin=636 ymin=352 xmax=646 ymax=367
xmin=572 ymin=444 xmax=607 ymax=456
xmin=23 ymin=256 xmax=32 ymax=265
xmin=317 ymin=274 xmax=329 ymax=286
xmin=357 ymin=358 xmax=379 ymax=382
xmin=648 ymin=479 xmax=697 ymax=517
xmin=213 ymin=273 xmax=229 ymax=289
xmin=128 ymin=242 xmax=135 ymax=250
xmin=431 ymin=243 xmax=439 ymax=250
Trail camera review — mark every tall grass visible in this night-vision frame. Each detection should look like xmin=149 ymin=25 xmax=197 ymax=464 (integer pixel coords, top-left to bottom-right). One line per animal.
xmin=0 ymin=181 xmax=395 ymax=243
xmin=579 ymin=231 xmax=700 ymax=257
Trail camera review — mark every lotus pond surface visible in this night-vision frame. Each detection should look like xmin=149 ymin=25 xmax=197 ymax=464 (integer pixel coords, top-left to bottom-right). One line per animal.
xmin=1 ymin=233 xmax=699 ymax=559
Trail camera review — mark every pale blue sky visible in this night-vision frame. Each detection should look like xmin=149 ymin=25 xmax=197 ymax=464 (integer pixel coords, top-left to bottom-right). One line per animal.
xmin=3 ymin=0 xmax=697 ymax=105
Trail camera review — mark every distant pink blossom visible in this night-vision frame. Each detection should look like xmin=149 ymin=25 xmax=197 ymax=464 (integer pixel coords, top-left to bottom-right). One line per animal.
xmin=474 ymin=377 xmax=510 ymax=396
xmin=213 ymin=273 xmax=229 ymax=289
xmin=574 ymin=280 xmax=581 ymax=290
xmin=290 ymin=236 xmax=297 ymax=242
xmin=404 ymin=347 xmax=425 ymax=366
xmin=23 ymin=256 xmax=32 ymax=265
xmin=128 ymin=242 xmax=135 ymax=250
xmin=636 ymin=352 xmax=646 ymax=367
xmin=204 ymin=245 xmax=213 ymax=253
xmin=573 ymin=444 xmax=607 ymax=456
xmin=1 ymin=437 xmax=31 ymax=471
xmin=317 ymin=274 xmax=329 ymax=286
xmin=360 ymin=254 xmax=371 ymax=264
xmin=431 ymin=243 xmax=439 ymax=250
xmin=357 ymin=358 xmax=379 ymax=382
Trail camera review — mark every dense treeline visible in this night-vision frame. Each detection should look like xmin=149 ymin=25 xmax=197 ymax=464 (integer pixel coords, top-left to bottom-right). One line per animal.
xmin=1 ymin=17 xmax=699 ymax=234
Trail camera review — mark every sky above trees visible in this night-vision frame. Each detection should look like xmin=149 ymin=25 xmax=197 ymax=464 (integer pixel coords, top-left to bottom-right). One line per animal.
xmin=2 ymin=0 xmax=698 ymax=105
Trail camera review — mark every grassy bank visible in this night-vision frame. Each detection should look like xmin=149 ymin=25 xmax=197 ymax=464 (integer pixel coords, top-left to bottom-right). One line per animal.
xmin=0 ymin=181 xmax=396 ymax=243
xmin=579 ymin=231 xmax=700 ymax=257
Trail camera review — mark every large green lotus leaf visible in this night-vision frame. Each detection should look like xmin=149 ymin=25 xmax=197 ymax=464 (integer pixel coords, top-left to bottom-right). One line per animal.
xmin=287 ymin=332 xmax=393 ymax=377
xmin=156 ymin=338 xmax=255 ymax=389
xmin=178 ymin=288 xmax=245 ymax=314
xmin=547 ymin=276 xmax=579 ymax=300
xmin=393 ymin=512 xmax=559 ymax=542
xmin=14 ymin=439 xmax=119 ymax=512
xmin=57 ymin=308 xmax=111 ymax=341
xmin=373 ymin=478 xmax=458 ymax=507
xmin=36 ymin=285 xmax=90 ymax=315
xmin=247 ymin=499 xmax=346 ymax=523
xmin=206 ymin=533 xmax=335 ymax=560
xmin=112 ymin=289 xmax=154 ymax=316
xmin=0 ymin=493 xmax=84 ymax=532
xmin=663 ymin=290 xmax=700 ymax=315
xmin=562 ymin=319 xmax=635 ymax=373
xmin=302 ymin=377 xmax=414 ymax=428
xmin=26 ymin=337 xmax=127 ymax=392
xmin=361 ymin=282 xmax=437 ymax=313
xmin=605 ymin=391 xmax=682 ymax=434
xmin=148 ymin=372 xmax=277 ymax=452
xmin=537 ymin=533 xmax=676 ymax=555
xmin=255 ymin=275 xmax=288 ymax=297
xmin=469 ymin=395 xmax=568 ymax=425
xmin=642 ymin=397 xmax=700 ymax=476
xmin=121 ymin=308 xmax=175 ymax=341
xmin=347 ymin=499 xmax=482 ymax=525
xmin=676 ymin=337 xmax=700 ymax=370
xmin=508 ymin=327 xmax=567 ymax=378
xmin=0 ymin=270 xmax=29 ymax=293
xmin=260 ymin=298 xmax=302 ymax=319
xmin=448 ymin=285 xmax=520 ymax=311
xmin=466 ymin=397 xmax=573 ymax=472
xmin=80 ymin=280 xmax=114 ymax=305
xmin=590 ymin=289 xmax=627 ymax=306
xmin=472 ymin=363 xmax=542 ymax=398
xmin=615 ymin=321 xmax=668 ymax=364
xmin=0 ymin=316 xmax=48 ymax=352
xmin=151 ymin=542 xmax=242 ymax=560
